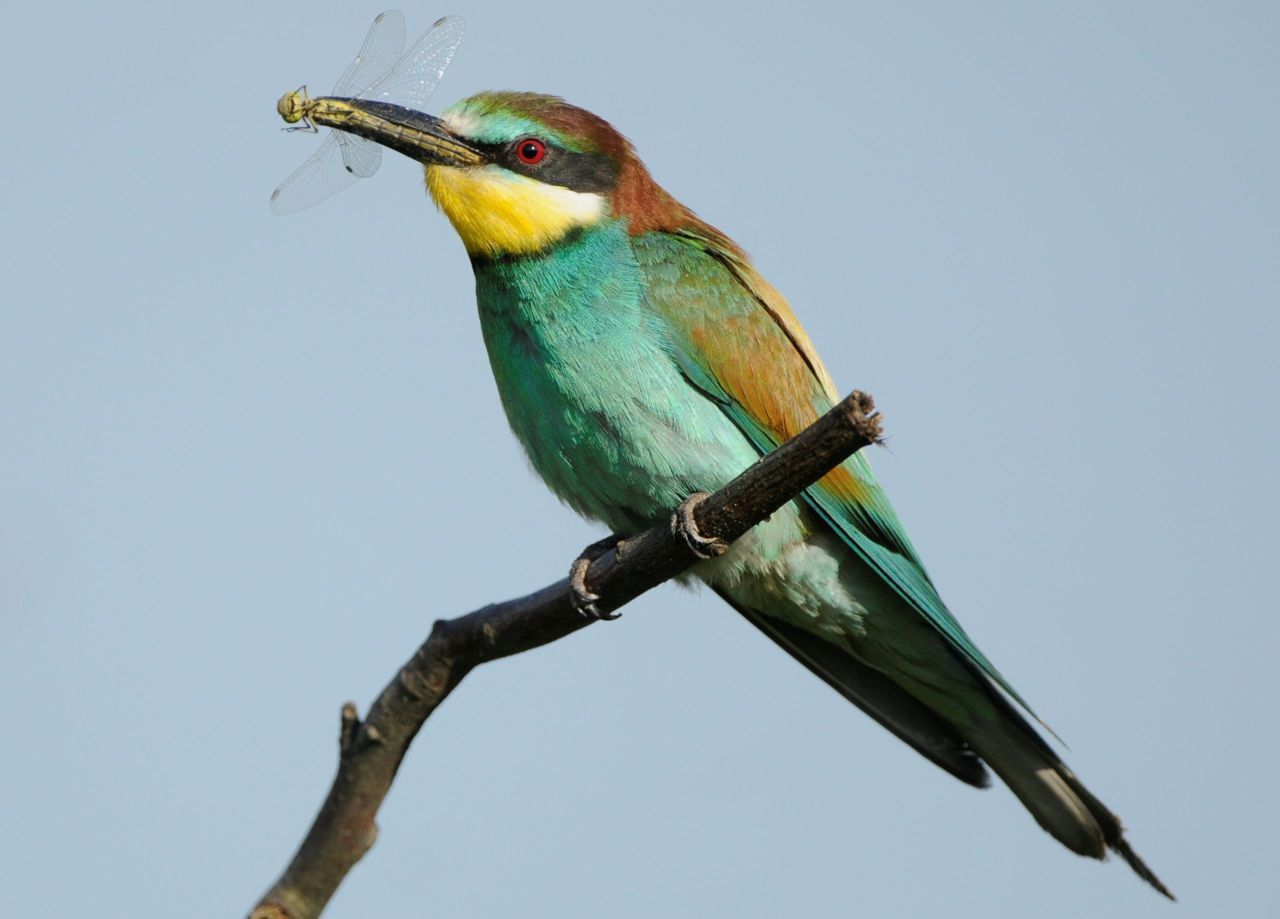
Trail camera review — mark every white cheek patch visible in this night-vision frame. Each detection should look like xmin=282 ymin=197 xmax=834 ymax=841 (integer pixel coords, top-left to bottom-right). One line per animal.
xmin=513 ymin=171 xmax=608 ymax=222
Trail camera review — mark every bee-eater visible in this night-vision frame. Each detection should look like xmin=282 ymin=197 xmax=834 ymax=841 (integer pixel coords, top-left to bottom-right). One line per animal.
xmin=306 ymin=90 xmax=1171 ymax=897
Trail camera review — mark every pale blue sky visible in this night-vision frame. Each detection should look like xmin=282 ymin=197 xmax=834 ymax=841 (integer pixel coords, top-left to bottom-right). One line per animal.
xmin=2 ymin=2 xmax=1276 ymax=916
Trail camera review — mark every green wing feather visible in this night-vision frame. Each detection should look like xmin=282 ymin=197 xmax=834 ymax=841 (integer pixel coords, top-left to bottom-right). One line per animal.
xmin=634 ymin=229 xmax=1047 ymax=726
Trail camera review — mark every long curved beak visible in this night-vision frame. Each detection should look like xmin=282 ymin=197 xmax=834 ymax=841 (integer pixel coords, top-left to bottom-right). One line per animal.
xmin=320 ymin=98 xmax=484 ymax=167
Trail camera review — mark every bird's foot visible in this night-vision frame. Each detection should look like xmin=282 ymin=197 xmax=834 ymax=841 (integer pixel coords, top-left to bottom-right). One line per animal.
xmin=671 ymin=492 xmax=729 ymax=559
xmin=569 ymin=533 xmax=628 ymax=621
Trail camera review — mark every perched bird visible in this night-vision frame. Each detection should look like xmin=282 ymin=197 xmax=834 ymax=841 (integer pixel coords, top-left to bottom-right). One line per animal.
xmin=303 ymin=90 xmax=1171 ymax=896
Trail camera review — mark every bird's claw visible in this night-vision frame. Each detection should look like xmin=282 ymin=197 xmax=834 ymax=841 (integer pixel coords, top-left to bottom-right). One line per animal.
xmin=569 ymin=534 xmax=626 ymax=621
xmin=671 ymin=492 xmax=728 ymax=559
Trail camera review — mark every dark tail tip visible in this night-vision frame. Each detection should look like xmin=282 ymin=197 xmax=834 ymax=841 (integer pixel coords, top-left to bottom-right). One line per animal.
xmin=1110 ymin=836 xmax=1176 ymax=901
xmin=1056 ymin=768 xmax=1175 ymax=900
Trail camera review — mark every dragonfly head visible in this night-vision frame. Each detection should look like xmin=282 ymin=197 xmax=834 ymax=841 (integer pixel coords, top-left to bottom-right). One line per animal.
xmin=276 ymin=86 xmax=310 ymax=125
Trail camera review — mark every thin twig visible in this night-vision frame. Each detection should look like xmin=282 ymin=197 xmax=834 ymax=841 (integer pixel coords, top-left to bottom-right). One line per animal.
xmin=248 ymin=390 xmax=883 ymax=919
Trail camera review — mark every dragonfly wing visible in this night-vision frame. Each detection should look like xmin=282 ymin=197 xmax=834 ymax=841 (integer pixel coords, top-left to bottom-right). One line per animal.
xmin=361 ymin=15 xmax=464 ymax=110
xmin=271 ymin=13 xmax=460 ymax=216
xmin=270 ymin=132 xmax=361 ymax=216
xmin=331 ymin=10 xmax=406 ymax=97
xmin=337 ymin=134 xmax=383 ymax=178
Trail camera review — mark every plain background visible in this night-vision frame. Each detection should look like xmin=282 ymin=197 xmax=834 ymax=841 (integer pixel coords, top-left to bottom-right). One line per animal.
xmin=2 ymin=1 xmax=1276 ymax=916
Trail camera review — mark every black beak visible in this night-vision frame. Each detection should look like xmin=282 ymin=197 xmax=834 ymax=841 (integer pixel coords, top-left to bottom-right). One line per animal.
xmin=324 ymin=98 xmax=484 ymax=167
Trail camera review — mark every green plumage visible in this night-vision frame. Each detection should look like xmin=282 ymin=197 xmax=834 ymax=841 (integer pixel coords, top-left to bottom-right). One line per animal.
xmin=475 ymin=220 xmax=1002 ymax=729
xmin=474 ymin=223 xmax=758 ymax=532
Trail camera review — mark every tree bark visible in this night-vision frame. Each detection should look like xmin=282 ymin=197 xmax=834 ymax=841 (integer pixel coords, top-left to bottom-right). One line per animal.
xmin=249 ymin=389 xmax=883 ymax=919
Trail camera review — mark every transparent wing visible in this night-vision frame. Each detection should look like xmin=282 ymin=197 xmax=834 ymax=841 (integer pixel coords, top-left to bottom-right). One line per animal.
xmin=270 ymin=13 xmax=463 ymax=216
xmin=270 ymin=133 xmax=361 ymax=216
xmin=359 ymin=15 xmax=464 ymax=111
xmin=331 ymin=10 xmax=406 ymax=97
xmin=337 ymin=134 xmax=383 ymax=178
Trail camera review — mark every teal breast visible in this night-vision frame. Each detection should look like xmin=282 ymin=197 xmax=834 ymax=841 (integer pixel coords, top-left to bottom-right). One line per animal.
xmin=472 ymin=221 xmax=759 ymax=533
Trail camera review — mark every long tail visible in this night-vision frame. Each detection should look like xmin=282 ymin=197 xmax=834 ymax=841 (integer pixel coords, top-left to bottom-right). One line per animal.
xmin=972 ymin=715 xmax=1175 ymax=900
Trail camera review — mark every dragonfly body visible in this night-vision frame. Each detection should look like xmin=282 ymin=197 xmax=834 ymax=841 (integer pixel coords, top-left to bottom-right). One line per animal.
xmin=279 ymin=93 xmax=482 ymax=168
xmin=275 ymin=90 xmax=365 ymax=136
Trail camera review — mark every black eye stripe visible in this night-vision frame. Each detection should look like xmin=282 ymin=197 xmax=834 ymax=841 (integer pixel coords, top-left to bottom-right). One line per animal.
xmin=469 ymin=139 xmax=618 ymax=194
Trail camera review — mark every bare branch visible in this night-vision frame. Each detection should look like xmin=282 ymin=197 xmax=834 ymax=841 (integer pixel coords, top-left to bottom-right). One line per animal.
xmin=249 ymin=390 xmax=883 ymax=919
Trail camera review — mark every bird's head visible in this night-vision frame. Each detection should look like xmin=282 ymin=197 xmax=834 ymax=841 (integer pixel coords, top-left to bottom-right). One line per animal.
xmin=398 ymin=92 xmax=702 ymax=258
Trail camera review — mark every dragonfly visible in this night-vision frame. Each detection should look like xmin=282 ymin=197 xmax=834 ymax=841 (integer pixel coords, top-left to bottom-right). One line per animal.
xmin=270 ymin=11 xmax=465 ymax=216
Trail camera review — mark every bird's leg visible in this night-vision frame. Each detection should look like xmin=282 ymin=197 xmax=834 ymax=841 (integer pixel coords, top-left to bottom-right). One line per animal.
xmin=671 ymin=492 xmax=729 ymax=559
xmin=569 ymin=533 xmax=628 ymax=621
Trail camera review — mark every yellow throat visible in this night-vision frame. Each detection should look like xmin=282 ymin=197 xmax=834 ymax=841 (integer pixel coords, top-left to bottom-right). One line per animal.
xmin=425 ymin=165 xmax=607 ymax=257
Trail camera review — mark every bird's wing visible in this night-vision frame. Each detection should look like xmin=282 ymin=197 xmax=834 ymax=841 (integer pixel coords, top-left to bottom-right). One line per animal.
xmin=634 ymin=228 xmax=1043 ymax=724
xmin=712 ymin=586 xmax=991 ymax=787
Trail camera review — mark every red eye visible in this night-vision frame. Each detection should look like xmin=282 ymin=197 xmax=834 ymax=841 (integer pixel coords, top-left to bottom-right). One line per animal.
xmin=515 ymin=138 xmax=547 ymax=164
